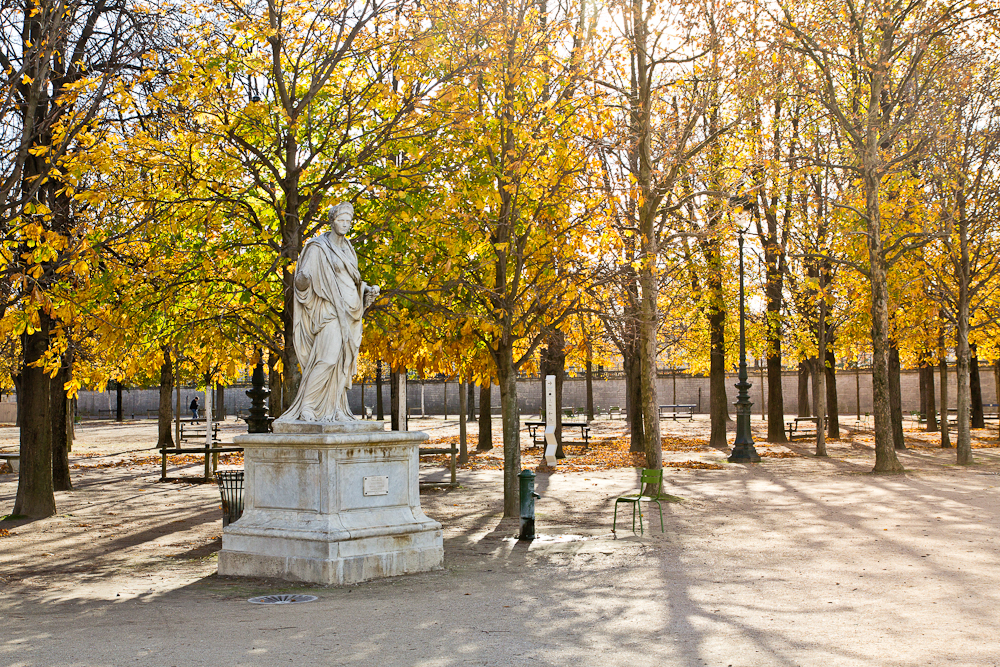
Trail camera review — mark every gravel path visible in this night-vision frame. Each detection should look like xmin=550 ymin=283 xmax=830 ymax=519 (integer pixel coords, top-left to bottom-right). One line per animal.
xmin=2 ymin=417 xmax=999 ymax=666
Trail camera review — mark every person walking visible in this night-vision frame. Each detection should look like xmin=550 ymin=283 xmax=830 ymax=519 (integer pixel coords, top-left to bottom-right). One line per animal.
xmin=190 ymin=396 xmax=200 ymax=420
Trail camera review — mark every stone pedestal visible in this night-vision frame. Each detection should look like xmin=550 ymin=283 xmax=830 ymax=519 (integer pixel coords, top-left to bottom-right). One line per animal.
xmin=218 ymin=421 xmax=442 ymax=585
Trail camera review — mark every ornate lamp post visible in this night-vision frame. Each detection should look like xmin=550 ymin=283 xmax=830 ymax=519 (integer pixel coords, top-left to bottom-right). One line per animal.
xmin=245 ymin=352 xmax=271 ymax=433
xmin=728 ymin=226 xmax=761 ymax=463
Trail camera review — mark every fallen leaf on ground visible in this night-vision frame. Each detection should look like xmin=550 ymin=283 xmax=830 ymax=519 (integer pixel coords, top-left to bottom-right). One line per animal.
xmin=664 ymin=461 xmax=726 ymax=470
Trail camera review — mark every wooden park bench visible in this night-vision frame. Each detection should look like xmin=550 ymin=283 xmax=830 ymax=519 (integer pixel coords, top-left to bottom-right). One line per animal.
xmin=159 ymin=421 xmax=239 ymax=480
xmin=786 ymin=416 xmax=828 ymax=440
xmin=658 ymin=404 xmax=695 ymax=421
xmin=418 ymin=443 xmax=458 ymax=488
xmin=0 ymin=451 xmax=19 ymax=473
xmin=984 ymin=404 xmax=999 ymax=423
xmin=159 ymin=419 xmax=241 ymax=481
xmin=608 ymin=406 xmax=622 ymax=420
xmin=179 ymin=419 xmax=221 ymax=443
xmin=524 ymin=420 xmax=591 ymax=450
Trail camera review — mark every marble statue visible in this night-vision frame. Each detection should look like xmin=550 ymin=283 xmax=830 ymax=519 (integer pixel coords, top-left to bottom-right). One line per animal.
xmin=221 ymin=207 xmax=441 ymax=587
xmin=276 ymin=202 xmax=379 ymax=423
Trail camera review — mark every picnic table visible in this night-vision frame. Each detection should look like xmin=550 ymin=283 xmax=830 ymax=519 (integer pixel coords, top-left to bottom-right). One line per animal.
xmin=524 ymin=420 xmax=591 ymax=449
xmin=658 ymin=404 xmax=695 ymax=421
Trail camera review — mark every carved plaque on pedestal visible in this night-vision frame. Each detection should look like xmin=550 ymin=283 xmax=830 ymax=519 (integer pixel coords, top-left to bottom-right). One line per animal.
xmin=363 ymin=475 xmax=389 ymax=496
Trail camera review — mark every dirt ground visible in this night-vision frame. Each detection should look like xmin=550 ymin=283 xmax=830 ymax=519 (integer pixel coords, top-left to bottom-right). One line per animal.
xmin=2 ymin=416 xmax=1000 ymax=666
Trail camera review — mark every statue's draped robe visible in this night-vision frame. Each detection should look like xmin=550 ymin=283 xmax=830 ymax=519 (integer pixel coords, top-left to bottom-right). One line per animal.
xmin=281 ymin=233 xmax=366 ymax=422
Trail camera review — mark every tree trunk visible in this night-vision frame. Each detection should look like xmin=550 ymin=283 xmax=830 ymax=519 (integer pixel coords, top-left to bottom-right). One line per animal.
xmin=924 ymin=360 xmax=938 ymax=431
xmin=391 ymin=371 xmax=402 ymax=431
xmin=867 ymin=191 xmax=903 ymax=471
xmin=51 ymin=361 xmax=71 ymax=492
xmin=940 ymin=335 xmax=952 ymax=449
xmin=13 ymin=318 xmax=56 ymax=518
xmin=585 ymin=357 xmax=595 ymax=421
xmin=376 ymin=360 xmax=384 ymax=420
xmin=68 ymin=397 xmax=75 ymax=451
xmin=813 ymin=301 xmax=827 ymax=456
xmin=956 ymin=307 xmax=972 ymax=464
xmin=458 ymin=381 xmax=468 ymax=464
xmin=496 ymin=344 xmax=521 ymax=518
xmin=539 ymin=368 xmax=546 ymax=419
xmin=116 ymin=382 xmax=123 ymax=422
xmin=854 ymin=366 xmax=861 ymax=421
xmin=955 ymin=195 xmax=972 ymax=463
xmin=707 ymin=281 xmax=728 ymax=450
xmin=203 ymin=373 xmax=214 ymax=479
xmin=281 ymin=266 xmax=300 ymax=416
xmin=995 ymin=360 xmax=1000 ymax=424
xmin=759 ymin=365 xmax=766 ymax=418
xmin=630 ymin=0 xmax=661 ymax=472
xmin=478 ymin=382 xmax=493 ymax=451
xmin=809 ymin=356 xmax=820 ymax=418
xmin=889 ymin=342 xmax=905 ymax=450
xmin=970 ymin=344 xmax=984 ymax=429
xmin=919 ymin=359 xmax=929 ymax=422
xmin=765 ymin=236 xmax=787 ymax=441
xmin=798 ymin=361 xmax=811 ymax=417
xmin=765 ymin=357 xmax=786 ymax=442
xmin=158 ymin=349 xmax=175 ymax=449
xmin=623 ymin=350 xmax=644 ymax=453
xmin=175 ymin=378 xmax=181 ymax=446
xmin=467 ymin=382 xmax=476 ymax=422
xmin=824 ymin=343 xmax=840 ymax=439
xmin=216 ymin=383 xmax=225 ymax=420
xmin=267 ymin=351 xmax=282 ymax=419
xmin=554 ymin=344 xmax=565 ymax=459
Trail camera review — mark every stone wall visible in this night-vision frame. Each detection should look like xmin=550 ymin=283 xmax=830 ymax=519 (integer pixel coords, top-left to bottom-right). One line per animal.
xmin=378 ymin=368 xmax=997 ymax=417
xmin=74 ymin=386 xmax=258 ymax=419
xmin=67 ymin=366 xmax=999 ymax=419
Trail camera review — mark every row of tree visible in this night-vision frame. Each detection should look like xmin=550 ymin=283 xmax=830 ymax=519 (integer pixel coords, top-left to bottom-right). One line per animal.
xmin=4 ymin=0 xmax=1000 ymax=518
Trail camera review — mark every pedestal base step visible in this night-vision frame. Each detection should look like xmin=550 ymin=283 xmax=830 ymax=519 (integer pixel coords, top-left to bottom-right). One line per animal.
xmin=218 ymin=527 xmax=443 ymax=585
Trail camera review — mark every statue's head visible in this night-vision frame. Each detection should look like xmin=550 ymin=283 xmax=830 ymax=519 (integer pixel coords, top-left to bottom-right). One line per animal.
xmin=329 ymin=202 xmax=354 ymax=236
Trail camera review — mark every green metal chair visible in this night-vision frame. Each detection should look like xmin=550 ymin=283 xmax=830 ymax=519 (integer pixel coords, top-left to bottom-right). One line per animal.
xmin=613 ymin=468 xmax=665 ymax=535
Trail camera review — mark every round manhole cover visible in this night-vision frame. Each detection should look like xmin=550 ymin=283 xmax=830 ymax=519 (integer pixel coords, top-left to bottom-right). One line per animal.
xmin=248 ymin=594 xmax=318 ymax=605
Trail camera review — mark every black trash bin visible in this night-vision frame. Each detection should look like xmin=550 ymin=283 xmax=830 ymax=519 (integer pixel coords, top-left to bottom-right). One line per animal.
xmin=215 ymin=470 xmax=244 ymax=526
